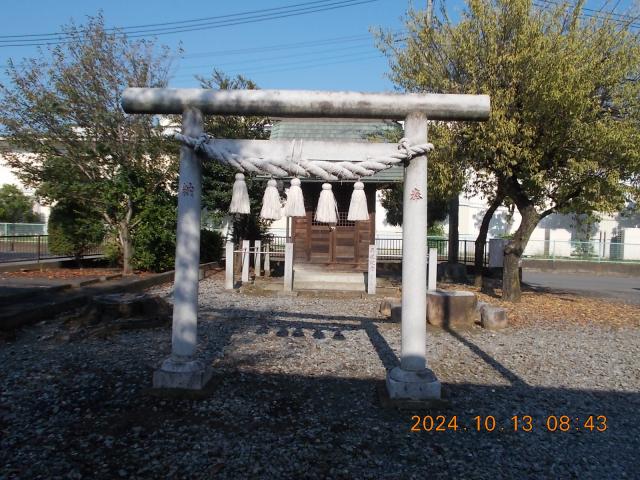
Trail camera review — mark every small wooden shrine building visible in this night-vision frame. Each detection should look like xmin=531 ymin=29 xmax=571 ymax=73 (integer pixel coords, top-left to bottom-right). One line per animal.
xmin=269 ymin=118 xmax=403 ymax=271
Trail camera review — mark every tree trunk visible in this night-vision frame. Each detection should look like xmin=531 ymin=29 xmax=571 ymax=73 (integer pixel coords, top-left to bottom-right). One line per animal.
xmin=447 ymin=195 xmax=459 ymax=263
xmin=118 ymin=222 xmax=133 ymax=275
xmin=502 ymin=205 xmax=539 ymax=302
xmin=474 ymin=195 xmax=503 ymax=287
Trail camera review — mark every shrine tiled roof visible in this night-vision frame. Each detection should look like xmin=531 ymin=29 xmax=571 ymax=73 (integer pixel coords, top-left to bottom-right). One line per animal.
xmin=269 ymin=118 xmax=403 ymax=183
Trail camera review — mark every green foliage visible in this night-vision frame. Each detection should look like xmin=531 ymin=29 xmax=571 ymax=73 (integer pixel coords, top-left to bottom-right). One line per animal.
xmin=377 ymin=0 xmax=640 ymax=299
xmin=378 ymin=0 xmax=640 ymax=215
xmin=200 ymin=229 xmax=224 ymax=263
xmin=427 ymin=222 xmax=447 ymax=254
xmin=48 ymin=200 xmax=105 ymax=260
xmin=0 ymin=184 xmax=41 ymax=223
xmin=372 ymin=121 xmax=464 ymax=227
xmin=198 ymin=70 xmax=272 ymax=241
xmin=130 ymin=191 xmax=177 ymax=272
xmin=0 ymin=14 xmax=178 ymax=273
xmin=380 ymin=183 xmax=449 ymax=227
xmin=428 ymin=222 xmax=446 ymax=237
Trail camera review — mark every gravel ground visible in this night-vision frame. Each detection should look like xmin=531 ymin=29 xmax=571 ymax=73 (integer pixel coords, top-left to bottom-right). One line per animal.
xmin=1 ymin=273 xmax=639 ymax=479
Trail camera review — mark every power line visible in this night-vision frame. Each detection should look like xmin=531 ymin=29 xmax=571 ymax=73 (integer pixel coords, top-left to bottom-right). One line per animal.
xmin=534 ymin=0 xmax=640 ymax=29
xmin=0 ymin=0 xmax=383 ymax=48
xmin=176 ymin=48 xmax=385 ymax=76
xmin=176 ymin=43 xmax=377 ymax=72
xmin=2 ymin=31 xmax=403 ymax=69
xmin=180 ymin=33 xmax=377 ymax=60
xmin=0 ymin=0 xmax=347 ymax=40
xmin=172 ymin=52 xmax=385 ymax=81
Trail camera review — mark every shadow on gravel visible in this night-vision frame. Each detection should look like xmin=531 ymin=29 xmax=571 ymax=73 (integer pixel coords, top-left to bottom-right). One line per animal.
xmin=2 ymin=370 xmax=637 ymax=479
xmin=2 ymin=305 xmax=639 ymax=479
xmin=205 ymin=306 xmax=400 ymax=371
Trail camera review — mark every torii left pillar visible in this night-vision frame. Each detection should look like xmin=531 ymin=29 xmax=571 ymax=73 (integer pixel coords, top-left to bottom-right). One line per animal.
xmin=153 ymin=107 xmax=212 ymax=390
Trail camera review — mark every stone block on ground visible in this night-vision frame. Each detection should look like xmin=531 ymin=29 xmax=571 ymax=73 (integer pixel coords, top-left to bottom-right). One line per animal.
xmin=436 ymin=262 xmax=468 ymax=282
xmin=427 ymin=290 xmax=477 ymax=328
xmin=390 ymin=304 xmax=402 ymax=323
xmin=379 ymin=298 xmax=400 ymax=317
xmin=480 ymin=304 xmax=508 ymax=330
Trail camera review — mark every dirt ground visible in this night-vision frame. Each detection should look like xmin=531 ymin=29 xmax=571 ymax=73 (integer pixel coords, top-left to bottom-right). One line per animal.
xmin=0 ymin=267 xmax=146 ymax=280
xmin=439 ymin=280 xmax=640 ymax=328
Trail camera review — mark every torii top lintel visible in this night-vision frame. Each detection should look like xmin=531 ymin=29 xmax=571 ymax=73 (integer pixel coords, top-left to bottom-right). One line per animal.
xmin=121 ymin=88 xmax=490 ymax=122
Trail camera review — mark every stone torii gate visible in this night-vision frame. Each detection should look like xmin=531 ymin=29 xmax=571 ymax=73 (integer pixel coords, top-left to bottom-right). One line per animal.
xmin=122 ymin=88 xmax=490 ymax=400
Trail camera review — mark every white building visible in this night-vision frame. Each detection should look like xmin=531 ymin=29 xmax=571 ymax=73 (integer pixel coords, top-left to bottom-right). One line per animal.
xmin=0 ymin=139 xmax=50 ymax=228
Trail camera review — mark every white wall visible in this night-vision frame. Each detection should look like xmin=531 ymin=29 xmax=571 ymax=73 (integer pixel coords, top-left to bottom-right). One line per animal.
xmin=0 ymin=149 xmax=50 ymax=223
xmin=375 ymin=190 xmax=402 ymax=238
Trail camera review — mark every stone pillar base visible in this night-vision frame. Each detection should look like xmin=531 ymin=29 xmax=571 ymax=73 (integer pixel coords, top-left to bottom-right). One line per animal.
xmin=153 ymin=357 xmax=212 ymax=390
xmin=386 ymin=366 xmax=441 ymax=400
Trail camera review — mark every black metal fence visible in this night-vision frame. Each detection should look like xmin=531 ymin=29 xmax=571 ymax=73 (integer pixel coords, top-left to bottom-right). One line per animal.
xmin=265 ymin=236 xmax=489 ymax=266
xmin=0 ymin=235 xmax=104 ymax=264
xmin=265 ymin=235 xmax=286 ymax=258
xmin=377 ymin=237 xmax=487 ymax=265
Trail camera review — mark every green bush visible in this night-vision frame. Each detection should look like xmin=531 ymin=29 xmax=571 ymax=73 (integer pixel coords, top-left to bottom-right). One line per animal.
xmin=48 ymin=201 xmax=105 ymax=260
xmin=131 ymin=194 xmax=177 ymax=273
xmin=129 ymin=191 xmax=224 ymax=272
xmin=200 ymin=229 xmax=224 ymax=263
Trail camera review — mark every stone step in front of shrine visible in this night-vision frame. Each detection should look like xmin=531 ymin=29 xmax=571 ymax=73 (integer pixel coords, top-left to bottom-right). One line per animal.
xmin=293 ymin=265 xmax=366 ymax=292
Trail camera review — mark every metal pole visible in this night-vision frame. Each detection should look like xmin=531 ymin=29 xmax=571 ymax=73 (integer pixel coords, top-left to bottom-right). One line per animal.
xmin=153 ymin=107 xmax=211 ymax=390
xmin=387 ymin=112 xmax=441 ymax=400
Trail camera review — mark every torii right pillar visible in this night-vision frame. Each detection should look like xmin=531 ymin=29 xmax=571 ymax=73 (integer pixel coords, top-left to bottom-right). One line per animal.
xmin=386 ymin=112 xmax=441 ymax=400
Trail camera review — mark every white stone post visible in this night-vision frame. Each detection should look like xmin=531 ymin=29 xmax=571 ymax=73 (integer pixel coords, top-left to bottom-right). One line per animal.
xmin=284 ymin=242 xmax=294 ymax=291
xmin=386 ymin=112 xmax=441 ymax=400
xmin=254 ymin=240 xmax=262 ymax=277
xmin=153 ymin=108 xmax=211 ymax=390
xmin=225 ymin=241 xmax=234 ymax=290
xmin=264 ymin=244 xmax=271 ymax=277
xmin=368 ymin=244 xmax=377 ymax=295
xmin=241 ymin=240 xmax=250 ymax=283
xmin=428 ymin=247 xmax=438 ymax=292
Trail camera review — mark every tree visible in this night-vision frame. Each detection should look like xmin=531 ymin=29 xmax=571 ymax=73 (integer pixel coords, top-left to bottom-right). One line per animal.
xmin=380 ymin=183 xmax=449 ymax=228
xmin=0 ymin=15 xmax=178 ymax=274
xmin=0 ymin=184 xmax=41 ymax=223
xmin=377 ymin=0 xmax=640 ymax=300
xmin=48 ymin=200 xmax=105 ymax=262
xmin=197 ymin=70 xmax=272 ymax=243
xmin=377 ymin=122 xmax=464 ymax=229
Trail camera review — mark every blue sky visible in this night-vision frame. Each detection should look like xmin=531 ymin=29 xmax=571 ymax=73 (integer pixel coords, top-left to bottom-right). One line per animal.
xmin=0 ymin=0 xmax=636 ymax=92
xmin=0 ymin=0 xmax=421 ymax=92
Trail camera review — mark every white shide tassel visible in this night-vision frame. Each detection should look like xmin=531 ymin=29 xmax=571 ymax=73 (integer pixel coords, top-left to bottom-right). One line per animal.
xmin=314 ymin=183 xmax=338 ymax=224
xmin=260 ymin=179 xmax=282 ymax=220
xmin=347 ymin=181 xmax=369 ymax=221
xmin=229 ymin=173 xmax=250 ymax=214
xmin=284 ymin=178 xmax=306 ymax=217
